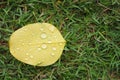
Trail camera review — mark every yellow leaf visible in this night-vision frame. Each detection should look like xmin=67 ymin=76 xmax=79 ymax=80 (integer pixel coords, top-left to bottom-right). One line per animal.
xmin=9 ymin=23 xmax=66 ymax=66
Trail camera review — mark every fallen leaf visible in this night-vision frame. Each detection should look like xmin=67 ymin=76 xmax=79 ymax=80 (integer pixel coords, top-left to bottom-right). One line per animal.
xmin=9 ymin=23 xmax=66 ymax=66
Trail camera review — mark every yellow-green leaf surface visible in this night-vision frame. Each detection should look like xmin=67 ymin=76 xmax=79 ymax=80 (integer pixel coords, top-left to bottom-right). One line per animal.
xmin=9 ymin=23 xmax=66 ymax=66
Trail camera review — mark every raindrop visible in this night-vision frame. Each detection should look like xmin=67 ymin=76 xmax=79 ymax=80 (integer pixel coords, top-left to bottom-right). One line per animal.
xmin=40 ymin=28 xmax=43 ymax=31
xmin=41 ymin=44 xmax=47 ymax=49
xmin=37 ymin=62 xmax=42 ymax=65
xmin=26 ymin=53 xmax=29 ymax=55
xmin=12 ymin=50 xmax=15 ymax=53
xmin=54 ymin=36 xmax=57 ymax=41
xmin=22 ymin=43 xmax=25 ymax=45
xmin=42 ymin=59 xmax=44 ymax=62
xmin=51 ymin=53 xmax=55 ymax=56
xmin=52 ymin=47 xmax=56 ymax=50
xmin=59 ymin=43 xmax=62 ymax=45
xmin=25 ymin=58 xmax=28 ymax=61
xmin=54 ymin=36 xmax=57 ymax=38
xmin=16 ymin=48 xmax=20 ymax=50
xmin=38 ymin=62 xmax=41 ymax=63
xmin=28 ymin=43 xmax=32 ymax=45
xmin=24 ymin=29 xmax=27 ymax=31
xmin=48 ymin=40 xmax=52 ymax=43
xmin=49 ymin=26 xmax=54 ymax=32
xmin=31 ymin=33 xmax=34 ymax=36
xmin=30 ymin=55 xmax=33 ymax=58
xmin=38 ymin=48 xmax=41 ymax=51
xmin=41 ymin=33 xmax=47 ymax=39
xmin=60 ymin=48 xmax=63 ymax=51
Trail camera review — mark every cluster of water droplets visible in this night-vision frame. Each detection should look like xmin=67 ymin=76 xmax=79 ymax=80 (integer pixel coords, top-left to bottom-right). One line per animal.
xmin=25 ymin=53 xmax=33 ymax=61
xmin=18 ymin=26 xmax=63 ymax=63
xmin=24 ymin=42 xmax=63 ymax=61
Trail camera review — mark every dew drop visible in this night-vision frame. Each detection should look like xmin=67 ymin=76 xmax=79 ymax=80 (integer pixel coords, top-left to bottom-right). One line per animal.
xmin=38 ymin=48 xmax=41 ymax=51
xmin=48 ymin=40 xmax=52 ymax=43
xmin=41 ymin=44 xmax=47 ymax=49
xmin=24 ymin=29 xmax=27 ymax=31
xmin=54 ymin=36 xmax=57 ymax=41
xmin=54 ymin=36 xmax=57 ymax=38
xmin=30 ymin=55 xmax=33 ymax=58
xmin=37 ymin=62 xmax=42 ymax=65
xmin=22 ymin=43 xmax=25 ymax=45
xmin=26 ymin=53 xmax=29 ymax=55
xmin=42 ymin=59 xmax=44 ymax=62
xmin=41 ymin=33 xmax=47 ymax=39
xmin=49 ymin=26 xmax=54 ymax=32
xmin=51 ymin=53 xmax=55 ymax=56
xmin=28 ymin=43 xmax=32 ymax=45
xmin=12 ymin=50 xmax=15 ymax=53
xmin=52 ymin=47 xmax=56 ymax=50
xmin=38 ymin=61 xmax=41 ymax=63
xmin=16 ymin=48 xmax=20 ymax=50
xmin=40 ymin=28 xmax=43 ymax=31
xmin=59 ymin=43 xmax=62 ymax=45
xmin=25 ymin=58 xmax=28 ymax=61
xmin=31 ymin=33 xmax=34 ymax=36
xmin=60 ymin=48 xmax=63 ymax=51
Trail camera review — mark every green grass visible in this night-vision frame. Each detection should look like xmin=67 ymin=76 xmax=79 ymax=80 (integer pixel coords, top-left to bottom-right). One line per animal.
xmin=0 ymin=0 xmax=120 ymax=80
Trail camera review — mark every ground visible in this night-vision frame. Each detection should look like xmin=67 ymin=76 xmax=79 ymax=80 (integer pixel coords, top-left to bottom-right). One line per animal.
xmin=0 ymin=0 xmax=120 ymax=80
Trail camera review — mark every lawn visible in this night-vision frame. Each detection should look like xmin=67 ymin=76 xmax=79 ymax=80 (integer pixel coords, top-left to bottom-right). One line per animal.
xmin=0 ymin=0 xmax=120 ymax=80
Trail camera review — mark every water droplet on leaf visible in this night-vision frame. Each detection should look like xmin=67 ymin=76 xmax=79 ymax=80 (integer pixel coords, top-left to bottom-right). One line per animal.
xmin=24 ymin=29 xmax=27 ymax=31
xmin=22 ymin=43 xmax=25 ymax=45
xmin=48 ymin=40 xmax=52 ymax=43
xmin=16 ymin=48 xmax=20 ymax=50
xmin=41 ymin=44 xmax=47 ymax=49
xmin=38 ymin=48 xmax=41 ymax=51
xmin=51 ymin=53 xmax=55 ymax=56
xmin=40 ymin=28 xmax=43 ymax=31
xmin=52 ymin=47 xmax=56 ymax=50
xmin=59 ymin=43 xmax=62 ymax=45
xmin=28 ymin=43 xmax=32 ymax=45
xmin=25 ymin=58 xmax=28 ymax=60
xmin=41 ymin=33 xmax=47 ymax=39
xmin=30 ymin=55 xmax=33 ymax=58
xmin=49 ymin=26 xmax=54 ymax=32
xmin=26 ymin=53 xmax=29 ymax=55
